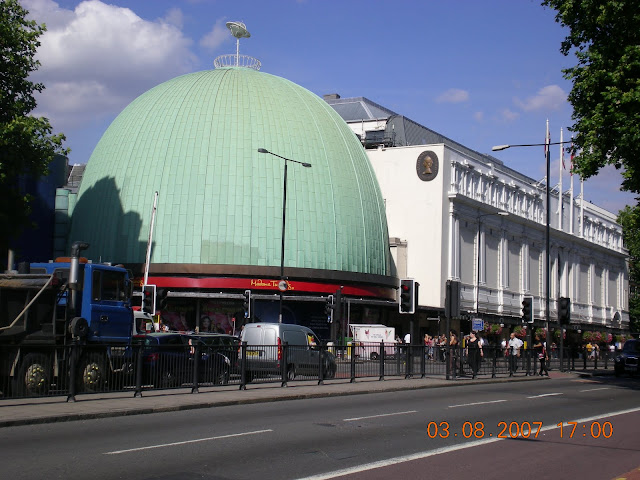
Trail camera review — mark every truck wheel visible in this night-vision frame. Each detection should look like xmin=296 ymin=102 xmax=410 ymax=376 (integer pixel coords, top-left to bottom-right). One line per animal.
xmin=79 ymin=354 xmax=107 ymax=392
xmin=17 ymin=354 xmax=51 ymax=396
xmin=370 ymin=352 xmax=380 ymax=361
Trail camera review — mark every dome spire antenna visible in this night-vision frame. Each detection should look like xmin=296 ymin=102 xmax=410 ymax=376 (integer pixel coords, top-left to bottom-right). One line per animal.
xmin=214 ymin=21 xmax=261 ymax=70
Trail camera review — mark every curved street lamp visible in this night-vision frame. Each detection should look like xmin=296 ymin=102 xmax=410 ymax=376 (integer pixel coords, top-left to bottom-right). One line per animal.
xmin=257 ymin=148 xmax=312 ymax=323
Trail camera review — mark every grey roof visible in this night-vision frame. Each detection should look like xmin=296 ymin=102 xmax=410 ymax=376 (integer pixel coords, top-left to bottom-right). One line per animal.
xmin=325 ymin=95 xmax=544 ymax=187
xmin=324 ymin=96 xmax=397 ymax=121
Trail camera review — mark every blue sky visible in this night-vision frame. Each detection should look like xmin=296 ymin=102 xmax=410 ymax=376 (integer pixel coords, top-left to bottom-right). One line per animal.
xmin=23 ymin=0 xmax=636 ymax=214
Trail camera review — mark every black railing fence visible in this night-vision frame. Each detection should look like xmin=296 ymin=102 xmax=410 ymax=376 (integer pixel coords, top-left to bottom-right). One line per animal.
xmin=0 ymin=341 xmax=619 ymax=400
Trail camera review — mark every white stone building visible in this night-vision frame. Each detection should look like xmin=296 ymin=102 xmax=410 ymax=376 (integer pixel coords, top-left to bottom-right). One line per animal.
xmin=326 ymin=95 xmax=629 ymax=335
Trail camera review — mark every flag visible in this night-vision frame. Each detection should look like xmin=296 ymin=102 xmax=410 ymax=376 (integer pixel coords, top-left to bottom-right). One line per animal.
xmin=570 ymin=136 xmax=574 ymax=176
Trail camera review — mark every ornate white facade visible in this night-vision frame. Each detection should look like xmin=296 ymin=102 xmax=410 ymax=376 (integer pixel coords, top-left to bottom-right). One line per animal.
xmin=326 ymin=95 xmax=629 ymax=331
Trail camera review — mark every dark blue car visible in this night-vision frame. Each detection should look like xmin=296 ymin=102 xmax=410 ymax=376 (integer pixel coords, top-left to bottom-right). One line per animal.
xmin=140 ymin=333 xmax=231 ymax=388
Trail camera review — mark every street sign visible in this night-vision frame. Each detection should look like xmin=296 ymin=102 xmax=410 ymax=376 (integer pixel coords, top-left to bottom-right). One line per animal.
xmin=472 ymin=318 xmax=484 ymax=332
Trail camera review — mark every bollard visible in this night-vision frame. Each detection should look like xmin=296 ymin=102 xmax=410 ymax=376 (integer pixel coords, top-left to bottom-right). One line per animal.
xmin=379 ymin=341 xmax=384 ymax=381
xmin=318 ymin=344 xmax=324 ymax=386
xmin=66 ymin=341 xmax=78 ymax=402
xmin=420 ymin=343 xmax=426 ymax=378
xmin=191 ymin=341 xmax=200 ymax=394
xmin=350 ymin=344 xmax=356 ymax=383
xmin=281 ymin=342 xmax=289 ymax=387
xmin=239 ymin=341 xmax=247 ymax=390
xmin=134 ymin=342 xmax=143 ymax=397
xmin=405 ymin=344 xmax=412 ymax=379
xmin=492 ymin=346 xmax=497 ymax=378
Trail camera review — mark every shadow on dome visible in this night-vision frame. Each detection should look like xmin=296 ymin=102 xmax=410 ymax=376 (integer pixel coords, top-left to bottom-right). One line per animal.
xmin=69 ymin=177 xmax=147 ymax=263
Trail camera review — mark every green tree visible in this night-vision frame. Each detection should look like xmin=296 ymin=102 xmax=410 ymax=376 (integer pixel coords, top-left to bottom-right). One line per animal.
xmin=0 ymin=0 xmax=68 ymax=261
xmin=618 ymin=205 xmax=640 ymax=333
xmin=542 ymin=0 xmax=640 ymax=193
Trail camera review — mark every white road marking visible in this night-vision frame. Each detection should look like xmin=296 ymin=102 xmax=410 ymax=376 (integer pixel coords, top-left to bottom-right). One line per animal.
xmin=104 ymin=429 xmax=273 ymax=455
xmin=579 ymin=387 xmax=611 ymax=392
xmin=526 ymin=393 xmax=563 ymax=398
xmin=448 ymin=399 xmax=506 ymax=408
xmin=343 ymin=410 xmax=417 ymax=422
xmin=296 ymin=407 xmax=640 ymax=480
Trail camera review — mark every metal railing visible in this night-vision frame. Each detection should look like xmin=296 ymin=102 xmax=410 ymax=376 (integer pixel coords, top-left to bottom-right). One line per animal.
xmin=0 ymin=341 xmax=621 ymax=400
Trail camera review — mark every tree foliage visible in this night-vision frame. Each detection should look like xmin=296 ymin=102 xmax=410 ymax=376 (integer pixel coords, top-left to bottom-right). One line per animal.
xmin=0 ymin=0 xmax=68 ymax=257
xmin=617 ymin=205 xmax=640 ymax=333
xmin=542 ymin=0 xmax=640 ymax=194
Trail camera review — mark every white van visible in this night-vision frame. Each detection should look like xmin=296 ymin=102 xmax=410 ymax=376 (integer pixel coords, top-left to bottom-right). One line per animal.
xmin=350 ymin=324 xmax=398 ymax=360
xmin=240 ymin=323 xmax=336 ymax=381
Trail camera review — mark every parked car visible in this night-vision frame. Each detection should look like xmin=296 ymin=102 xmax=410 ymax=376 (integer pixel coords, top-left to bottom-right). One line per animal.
xmin=140 ymin=333 xmax=230 ymax=387
xmin=240 ymin=323 xmax=336 ymax=381
xmin=188 ymin=333 xmax=240 ymax=374
xmin=614 ymin=339 xmax=640 ymax=377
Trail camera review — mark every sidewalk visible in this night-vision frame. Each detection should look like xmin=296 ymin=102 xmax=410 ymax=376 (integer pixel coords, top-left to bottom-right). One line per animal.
xmin=0 ymin=368 xmax=607 ymax=428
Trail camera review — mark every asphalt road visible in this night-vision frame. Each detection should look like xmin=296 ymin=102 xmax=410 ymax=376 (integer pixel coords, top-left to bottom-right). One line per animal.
xmin=1 ymin=376 xmax=639 ymax=480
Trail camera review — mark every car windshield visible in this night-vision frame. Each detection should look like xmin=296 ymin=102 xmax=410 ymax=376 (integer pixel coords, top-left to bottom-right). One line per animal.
xmin=622 ymin=340 xmax=639 ymax=353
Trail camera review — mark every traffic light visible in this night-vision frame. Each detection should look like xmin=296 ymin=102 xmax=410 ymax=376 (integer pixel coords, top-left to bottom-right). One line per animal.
xmin=445 ymin=280 xmax=460 ymax=318
xmin=558 ymin=297 xmax=571 ymax=325
xmin=399 ymin=279 xmax=416 ymax=314
xmin=157 ymin=288 xmax=169 ymax=311
xmin=243 ymin=290 xmax=251 ymax=319
xmin=521 ymin=296 xmax=533 ymax=323
xmin=334 ymin=288 xmax=342 ymax=323
xmin=324 ymin=295 xmax=334 ymax=322
xmin=142 ymin=284 xmax=156 ymax=315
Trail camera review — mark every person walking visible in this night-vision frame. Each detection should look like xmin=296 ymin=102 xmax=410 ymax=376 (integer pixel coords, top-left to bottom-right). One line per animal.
xmin=533 ymin=335 xmax=549 ymax=376
xmin=466 ymin=331 xmax=483 ymax=379
xmin=507 ymin=332 xmax=523 ymax=377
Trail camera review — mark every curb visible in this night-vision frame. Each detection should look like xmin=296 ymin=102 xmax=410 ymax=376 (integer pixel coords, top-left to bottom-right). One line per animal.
xmin=0 ymin=375 xmax=547 ymax=428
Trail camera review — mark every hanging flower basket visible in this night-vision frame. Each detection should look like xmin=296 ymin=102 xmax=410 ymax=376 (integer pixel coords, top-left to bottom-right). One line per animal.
xmin=606 ymin=333 xmax=613 ymax=344
xmin=591 ymin=331 xmax=603 ymax=343
xmin=535 ymin=328 xmax=546 ymax=339
xmin=553 ymin=329 xmax=566 ymax=341
xmin=483 ymin=323 xmax=503 ymax=336
xmin=582 ymin=331 xmax=594 ymax=342
xmin=513 ymin=326 xmax=527 ymax=338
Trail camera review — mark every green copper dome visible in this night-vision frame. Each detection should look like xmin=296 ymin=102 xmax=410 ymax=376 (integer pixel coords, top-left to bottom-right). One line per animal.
xmin=70 ymin=67 xmax=391 ymax=277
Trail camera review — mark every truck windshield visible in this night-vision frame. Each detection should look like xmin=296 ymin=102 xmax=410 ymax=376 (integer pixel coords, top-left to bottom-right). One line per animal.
xmin=93 ymin=270 xmax=129 ymax=302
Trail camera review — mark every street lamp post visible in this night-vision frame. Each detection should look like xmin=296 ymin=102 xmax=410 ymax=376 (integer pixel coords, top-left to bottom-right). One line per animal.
xmin=476 ymin=211 xmax=509 ymax=314
xmin=257 ymin=148 xmax=312 ymax=323
xmin=492 ymin=140 xmax=568 ymax=357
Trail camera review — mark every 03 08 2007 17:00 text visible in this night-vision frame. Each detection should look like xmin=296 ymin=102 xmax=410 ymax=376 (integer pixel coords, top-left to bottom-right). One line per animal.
xmin=427 ymin=421 xmax=614 ymax=439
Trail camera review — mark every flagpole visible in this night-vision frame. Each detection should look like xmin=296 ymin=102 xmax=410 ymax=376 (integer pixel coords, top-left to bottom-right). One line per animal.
xmin=558 ymin=128 xmax=563 ymax=230
xmin=580 ymin=177 xmax=584 ymax=238
xmin=569 ymin=135 xmax=574 ymax=235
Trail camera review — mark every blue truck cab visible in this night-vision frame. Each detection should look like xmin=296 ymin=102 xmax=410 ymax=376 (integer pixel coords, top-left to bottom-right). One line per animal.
xmin=29 ymin=259 xmax=134 ymax=343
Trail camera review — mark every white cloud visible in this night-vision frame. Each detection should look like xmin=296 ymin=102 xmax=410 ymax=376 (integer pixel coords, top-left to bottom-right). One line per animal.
xmin=514 ymin=85 xmax=567 ymax=112
xmin=200 ymin=18 xmax=230 ymax=50
xmin=474 ymin=111 xmax=484 ymax=122
xmin=161 ymin=8 xmax=185 ymax=30
xmin=501 ymin=108 xmax=519 ymax=121
xmin=23 ymin=0 xmax=197 ymax=129
xmin=435 ymin=88 xmax=469 ymax=104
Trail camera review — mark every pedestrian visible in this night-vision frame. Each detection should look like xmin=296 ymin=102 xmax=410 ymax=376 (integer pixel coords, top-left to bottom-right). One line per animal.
xmin=449 ymin=330 xmax=459 ymax=377
xmin=507 ymin=332 xmax=523 ymax=376
xmin=533 ymin=335 xmax=549 ymax=376
xmin=466 ymin=331 xmax=483 ymax=379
